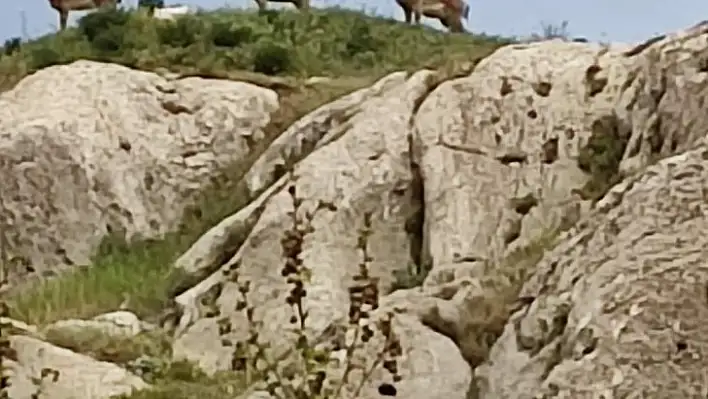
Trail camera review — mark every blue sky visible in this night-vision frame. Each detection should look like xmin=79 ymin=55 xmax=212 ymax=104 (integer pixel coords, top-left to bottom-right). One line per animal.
xmin=1 ymin=0 xmax=706 ymax=44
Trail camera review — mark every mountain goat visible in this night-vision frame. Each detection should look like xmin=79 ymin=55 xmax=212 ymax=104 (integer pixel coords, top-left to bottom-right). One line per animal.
xmin=396 ymin=0 xmax=470 ymax=33
xmin=48 ymin=0 xmax=122 ymax=31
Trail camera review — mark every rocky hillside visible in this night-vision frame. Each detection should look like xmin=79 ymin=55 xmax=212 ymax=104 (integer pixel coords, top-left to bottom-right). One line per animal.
xmin=1 ymin=7 xmax=708 ymax=399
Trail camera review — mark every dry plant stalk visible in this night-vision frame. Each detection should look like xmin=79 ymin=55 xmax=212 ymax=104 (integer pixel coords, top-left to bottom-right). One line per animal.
xmin=0 ymin=301 xmax=11 ymax=399
xmin=0 ymin=157 xmax=8 ymax=288
xmin=0 ymin=157 xmax=10 ymax=399
xmin=216 ymin=174 xmax=402 ymax=398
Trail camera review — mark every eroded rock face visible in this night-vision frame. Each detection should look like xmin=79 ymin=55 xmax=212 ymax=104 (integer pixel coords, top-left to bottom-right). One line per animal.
xmin=475 ymin=144 xmax=708 ymax=399
xmin=5 ymin=19 xmax=708 ymax=399
xmin=168 ymin=23 xmax=708 ymax=399
xmin=617 ymin=21 xmax=708 ymax=175
xmin=414 ymin=40 xmax=635 ymax=266
xmin=472 ymin=23 xmax=708 ymax=399
xmin=0 ymin=60 xmax=278 ymax=281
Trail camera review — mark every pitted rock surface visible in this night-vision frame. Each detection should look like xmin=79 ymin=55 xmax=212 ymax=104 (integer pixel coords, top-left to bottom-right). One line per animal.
xmin=474 ymin=145 xmax=708 ymax=398
xmin=413 ymin=39 xmax=632 ymax=272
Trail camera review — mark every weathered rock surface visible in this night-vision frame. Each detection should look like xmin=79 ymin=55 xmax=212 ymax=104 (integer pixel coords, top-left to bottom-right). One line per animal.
xmin=171 ymin=69 xmax=473 ymax=398
xmin=5 ymin=19 xmax=708 ymax=399
xmin=475 ymin=144 xmax=708 ymax=399
xmin=6 ymin=335 xmax=147 ymax=399
xmin=0 ymin=60 xmax=278 ymax=282
xmin=169 ymin=22 xmax=708 ymax=399
xmin=415 ymin=39 xmax=631 ymax=266
xmin=473 ymin=22 xmax=708 ymax=399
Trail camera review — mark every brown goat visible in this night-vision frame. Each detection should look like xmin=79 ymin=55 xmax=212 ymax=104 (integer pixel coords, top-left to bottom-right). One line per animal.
xmin=397 ymin=0 xmax=470 ymax=33
xmin=253 ymin=0 xmax=310 ymax=11
xmin=48 ymin=0 xmax=122 ymax=31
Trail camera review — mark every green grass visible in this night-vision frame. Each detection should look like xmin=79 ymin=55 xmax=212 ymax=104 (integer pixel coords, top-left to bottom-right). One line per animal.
xmin=0 ymin=7 xmax=511 ymax=90
xmin=1 ymin=7 xmax=512 ymax=327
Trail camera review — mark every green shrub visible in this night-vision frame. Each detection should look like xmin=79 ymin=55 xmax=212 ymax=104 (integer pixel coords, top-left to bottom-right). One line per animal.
xmin=78 ymin=9 xmax=132 ymax=54
xmin=28 ymin=46 xmax=62 ymax=70
xmin=252 ymin=41 xmax=293 ymax=75
xmin=209 ymin=21 xmax=254 ymax=48
xmin=2 ymin=37 xmax=21 ymax=57
xmin=157 ymin=16 xmax=204 ymax=48
xmin=345 ymin=18 xmax=382 ymax=57
xmin=78 ymin=8 xmax=131 ymax=42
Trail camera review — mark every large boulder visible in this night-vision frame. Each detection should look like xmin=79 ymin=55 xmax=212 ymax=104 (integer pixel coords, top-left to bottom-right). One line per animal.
xmin=413 ymin=38 xmax=631 ymax=273
xmin=0 ymin=60 xmax=278 ymax=282
xmin=6 ymin=335 xmax=147 ymax=399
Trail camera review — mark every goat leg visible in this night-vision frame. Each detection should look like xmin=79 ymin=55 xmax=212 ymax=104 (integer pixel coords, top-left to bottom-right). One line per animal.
xmin=413 ymin=8 xmax=422 ymax=24
xmin=59 ymin=9 xmax=68 ymax=31
xmin=403 ymin=8 xmax=412 ymax=23
xmin=254 ymin=0 xmax=267 ymax=11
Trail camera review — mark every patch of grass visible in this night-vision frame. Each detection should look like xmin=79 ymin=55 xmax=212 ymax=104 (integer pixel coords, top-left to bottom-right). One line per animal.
xmin=3 ymin=7 xmax=511 ymax=326
xmin=113 ymin=368 xmax=248 ymax=399
xmin=0 ymin=7 xmax=511 ymax=91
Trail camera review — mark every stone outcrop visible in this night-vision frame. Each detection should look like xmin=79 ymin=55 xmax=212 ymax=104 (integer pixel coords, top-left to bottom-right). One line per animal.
xmin=473 ymin=22 xmax=708 ymax=398
xmin=4 ymin=19 xmax=708 ymax=399
xmin=3 ymin=312 xmax=149 ymax=399
xmin=0 ymin=60 xmax=277 ymax=282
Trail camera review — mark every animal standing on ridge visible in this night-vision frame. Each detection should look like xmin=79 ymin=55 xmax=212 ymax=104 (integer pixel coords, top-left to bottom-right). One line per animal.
xmin=49 ymin=0 xmax=122 ymax=31
xmin=396 ymin=0 xmax=470 ymax=32
xmin=253 ymin=0 xmax=310 ymax=11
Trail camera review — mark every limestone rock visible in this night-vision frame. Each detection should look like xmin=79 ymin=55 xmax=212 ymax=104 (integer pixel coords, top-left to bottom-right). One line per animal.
xmin=472 ymin=21 xmax=708 ymax=399
xmin=173 ymin=71 xmax=410 ymax=278
xmin=414 ymin=39 xmax=631 ymax=271
xmin=167 ymin=22 xmax=708 ymax=398
xmin=475 ymin=143 xmax=708 ymax=398
xmin=6 ymin=335 xmax=147 ymax=399
xmin=0 ymin=60 xmax=278 ymax=282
